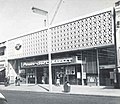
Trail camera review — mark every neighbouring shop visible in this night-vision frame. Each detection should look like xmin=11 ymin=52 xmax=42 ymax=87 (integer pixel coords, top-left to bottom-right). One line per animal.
xmin=0 ymin=68 xmax=5 ymax=82
xmin=0 ymin=61 xmax=6 ymax=83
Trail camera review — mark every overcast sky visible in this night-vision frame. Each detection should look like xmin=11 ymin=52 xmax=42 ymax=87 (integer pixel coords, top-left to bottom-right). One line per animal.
xmin=0 ymin=0 xmax=117 ymax=42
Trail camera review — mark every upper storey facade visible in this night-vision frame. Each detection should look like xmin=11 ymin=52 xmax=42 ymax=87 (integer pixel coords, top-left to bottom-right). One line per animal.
xmin=7 ymin=8 xmax=114 ymax=60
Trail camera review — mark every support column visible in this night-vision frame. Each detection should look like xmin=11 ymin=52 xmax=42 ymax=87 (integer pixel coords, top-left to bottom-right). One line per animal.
xmin=35 ymin=68 xmax=37 ymax=84
xmin=114 ymin=5 xmax=120 ymax=88
xmin=96 ymin=49 xmax=100 ymax=86
xmin=81 ymin=64 xmax=84 ymax=86
xmin=26 ymin=69 xmax=28 ymax=84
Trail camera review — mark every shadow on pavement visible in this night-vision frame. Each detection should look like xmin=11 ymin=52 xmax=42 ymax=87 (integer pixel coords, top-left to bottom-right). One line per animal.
xmin=102 ymin=86 xmax=115 ymax=89
xmin=37 ymin=84 xmax=49 ymax=91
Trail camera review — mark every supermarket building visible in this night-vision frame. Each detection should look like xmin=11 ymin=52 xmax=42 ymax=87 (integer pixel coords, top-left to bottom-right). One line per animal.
xmin=0 ymin=2 xmax=120 ymax=86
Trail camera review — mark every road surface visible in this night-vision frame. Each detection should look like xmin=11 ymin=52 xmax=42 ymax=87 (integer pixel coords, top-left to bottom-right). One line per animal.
xmin=0 ymin=90 xmax=120 ymax=104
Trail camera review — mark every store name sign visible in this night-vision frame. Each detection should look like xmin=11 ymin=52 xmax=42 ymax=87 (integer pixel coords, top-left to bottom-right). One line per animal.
xmin=15 ymin=44 xmax=22 ymax=50
xmin=21 ymin=58 xmax=73 ymax=67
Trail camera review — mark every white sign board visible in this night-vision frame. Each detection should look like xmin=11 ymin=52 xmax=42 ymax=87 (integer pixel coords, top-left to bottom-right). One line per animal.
xmin=82 ymin=72 xmax=86 ymax=79
xmin=77 ymin=72 xmax=81 ymax=79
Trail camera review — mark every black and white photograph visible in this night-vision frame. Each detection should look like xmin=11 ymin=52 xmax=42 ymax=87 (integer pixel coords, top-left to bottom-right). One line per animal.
xmin=0 ymin=0 xmax=120 ymax=104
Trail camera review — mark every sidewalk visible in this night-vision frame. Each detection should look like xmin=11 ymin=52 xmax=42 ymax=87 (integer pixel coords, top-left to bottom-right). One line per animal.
xmin=0 ymin=84 xmax=120 ymax=97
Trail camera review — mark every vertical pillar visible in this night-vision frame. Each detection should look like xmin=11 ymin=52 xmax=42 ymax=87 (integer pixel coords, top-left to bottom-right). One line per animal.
xmin=26 ymin=69 xmax=28 ymax=84
xmin=47 ymin=14 xmax=52 ymax=92
xmin=5 ymin=40 xmax=9 ymax=78
xmin=35 ymin=68 xmax=37 ymax=84
xmin=81 ymin=64 xmax=84 ymax=86
xmin=96 ymin=49 xmax=100 ymax=86
xmin=113 ymin=7 xmax=120 ymax=88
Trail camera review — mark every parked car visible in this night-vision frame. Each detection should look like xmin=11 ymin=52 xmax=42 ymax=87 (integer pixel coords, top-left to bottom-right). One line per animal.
xmin=0 ymin=93 xmax=8 ymax=104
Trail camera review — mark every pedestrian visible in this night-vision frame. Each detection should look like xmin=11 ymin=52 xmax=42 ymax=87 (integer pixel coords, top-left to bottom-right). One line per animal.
xmin=7 ymin=76 xmax=10 ymax=85
xmin=17 ymin=78 xmax=20 ymax=86
xmin=15 ymin=77 xmax=18 ymax=86
xmin=63 ymin=81 xmax=70 ymax=92
xmin=42 ymin=76 xmax=45 ymax=84
xmin=56 ymin=75 xmax=60 ymax=86
xmin=4 ymin=77 xmax=7 ymax=87
xmin=56 ymin=78 xmax=60 ymax=86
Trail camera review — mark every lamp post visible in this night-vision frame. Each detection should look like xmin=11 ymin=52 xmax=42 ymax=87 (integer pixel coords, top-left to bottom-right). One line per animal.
xmin=32 ymin=7 xmax=52 ymax=92
xmin=113 ymin=7 xmax=120 ymax=88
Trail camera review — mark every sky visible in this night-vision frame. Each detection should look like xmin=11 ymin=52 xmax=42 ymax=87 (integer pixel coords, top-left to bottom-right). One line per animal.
xmin=0 ymin=0 xmax=117 ymax=42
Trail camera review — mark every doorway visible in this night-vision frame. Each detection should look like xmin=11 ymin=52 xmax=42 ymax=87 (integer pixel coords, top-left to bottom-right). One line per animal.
xmin=37 ymin=68 xmax=43 ymax=84
xmin=37 ymin=67 xmax=48 ymax=84
xmin=27 ymin=69 xmax=35 ymax=84
xmin=100 ymin=69 xmax=114 ymax=86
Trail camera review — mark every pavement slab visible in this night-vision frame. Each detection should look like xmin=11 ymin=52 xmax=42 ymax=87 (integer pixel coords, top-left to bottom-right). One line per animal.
xmin=0 ymin=84 xmax=120 ymax=97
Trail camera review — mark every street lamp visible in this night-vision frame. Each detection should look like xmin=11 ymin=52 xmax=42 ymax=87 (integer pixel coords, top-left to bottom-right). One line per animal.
xmin=32 ymin=7 xmax=52 ymax=92
xmin=113 ymin=7 xmax=120 ymax=88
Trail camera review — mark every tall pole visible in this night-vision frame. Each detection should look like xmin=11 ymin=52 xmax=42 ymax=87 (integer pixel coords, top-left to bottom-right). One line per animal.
xmin=96 ymin=48 xmax=100 ymax=86
xmin=47 ymin=13 xmax=52 ymax=92
xmin=50 ymin=0 xmax=63 ymax=25
xmin=32 ymin=7 xmax=52 ymax=92
xmin=113 ymin=7 xmax=119 ymax=88
xmin=32 ymin=0 xmax=63 ymax=92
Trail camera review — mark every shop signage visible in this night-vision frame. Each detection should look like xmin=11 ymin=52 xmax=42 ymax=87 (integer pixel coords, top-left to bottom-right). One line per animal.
xmin=77 ymin=72 xmax=81 ymax=79
xmin=15 ymin=44 xmax=22 ymax=50
xmin=88 ymin=76 xmax=95 ymax=82
xmin=99 ymin=65 xmax=115 ymax=69
xmin=118 ymin=68 xmax=120 ymax=73
xmin=110 ymin=72 xmax=114 ymax=79
xmin=82 ymin=72 xmax=86 ymax=79
xmin=65 ymin=66 xmax=75 ymax=75
xmin=21 ymin=58 xmax=73 ymax=67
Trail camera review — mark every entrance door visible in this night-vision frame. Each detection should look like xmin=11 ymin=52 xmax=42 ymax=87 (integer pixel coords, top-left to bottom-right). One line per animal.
xmin=65 ymin=65 xmax=76 ymax=85
xmin=27 ymin=69 xmax=35 ymax=84
xmin=37 ymin=68 xmax=48 ymax=84
xmin=0 ymin=69 xmax=5 ymax=82
xmin=53 ymin=66 xmax=65 ymax=85
xmin=100 ymin=69 xmax=114 ymax=86
xmin=37 ymin=68 xmax=43 ymax=84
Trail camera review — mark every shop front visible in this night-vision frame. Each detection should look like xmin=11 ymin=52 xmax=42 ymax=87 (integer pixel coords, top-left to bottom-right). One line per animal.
xmin=0 ymin=68 xmax=5 ymax=82
xmin=52 ymin=64 xmax=82 ymax=85
xmin=21 ymin=65 xmax=82 ymax=85
xmin=11 ymin=46 xmax=115 ymax=87
xmin=99 ymin=65 xmax=115 ymax=86
xmin=26 ymin=68 xmax=36 ymax=84
xmin=20 ymin=56 xmax=84 ymax=85
xmin=25 ymin=67 xmax=49 ymax=84
xmin=0 ymin=61 xmax=6 ymax=83
xmin=36 ymin=67 xmax=49 ymax=84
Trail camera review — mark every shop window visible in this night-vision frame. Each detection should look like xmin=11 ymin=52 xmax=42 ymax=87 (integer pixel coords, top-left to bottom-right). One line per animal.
xmin=0 ymin=48 xmax=5 ymax=56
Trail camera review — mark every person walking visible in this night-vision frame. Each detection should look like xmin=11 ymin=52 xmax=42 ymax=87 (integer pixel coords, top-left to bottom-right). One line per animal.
xmin=4 ymin=77 xmax=8 ymax=87
xmin=15 ymin=77 xmax=18 ymax=86
xmin=17 ymin=77 xmax=20 ymax=86
xmin=56 ymin=75 xmax=60 ymax=86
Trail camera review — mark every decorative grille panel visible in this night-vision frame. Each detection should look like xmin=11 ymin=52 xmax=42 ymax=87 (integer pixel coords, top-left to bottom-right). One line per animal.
xmin=7 ymin=9 xmax=113 ymax=59
xmin=51 ymin=10 xmax=113 ymax=53
xmin=8 ymin=30 xmax=48 ymax=59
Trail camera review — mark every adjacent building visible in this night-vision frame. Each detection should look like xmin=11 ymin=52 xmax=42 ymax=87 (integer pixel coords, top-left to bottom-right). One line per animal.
xmin=1 ymin=2 xmax=120 ymax=86
xmin=0 ymin=41 xmax=7 ymax=83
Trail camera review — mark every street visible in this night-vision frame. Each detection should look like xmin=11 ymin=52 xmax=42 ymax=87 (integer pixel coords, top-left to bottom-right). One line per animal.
xmin=0 ymin=90 xmax=120 ymax=104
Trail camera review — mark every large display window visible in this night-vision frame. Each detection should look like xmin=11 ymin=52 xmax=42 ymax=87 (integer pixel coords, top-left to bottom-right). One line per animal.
xmin=27 ymin=69 xmax=35 ymax=84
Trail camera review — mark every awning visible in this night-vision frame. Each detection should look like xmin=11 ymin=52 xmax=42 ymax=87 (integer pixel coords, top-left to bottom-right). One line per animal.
xmin=0 ymin=68 xmax=5 ymax=72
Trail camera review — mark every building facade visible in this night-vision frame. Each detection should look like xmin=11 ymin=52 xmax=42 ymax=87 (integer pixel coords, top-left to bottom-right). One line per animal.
xmin=1 ymin=3 xmax=120 ymax=86
xmin=0 ymin=41 xmax=7 ymax=83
